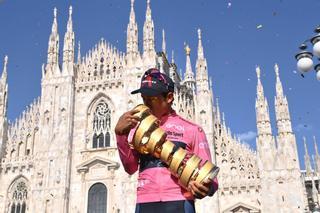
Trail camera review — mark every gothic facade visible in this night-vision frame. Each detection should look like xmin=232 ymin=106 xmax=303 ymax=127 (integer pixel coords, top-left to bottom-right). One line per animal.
xmin=0 ymin=1 xmax=319 ymax=212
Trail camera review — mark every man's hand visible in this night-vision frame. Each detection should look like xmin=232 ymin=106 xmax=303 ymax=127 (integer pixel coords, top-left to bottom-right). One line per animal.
xmin=114 ymin=109 xmax=140 ymax=136
xmin=188 ymin=179 xmax=211 ymax=199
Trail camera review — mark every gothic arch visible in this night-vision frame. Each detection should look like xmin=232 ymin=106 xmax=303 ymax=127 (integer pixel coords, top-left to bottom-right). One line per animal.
xmin=86 ymin=93 xmax=115 ymax=149
xmin=7 ymin=176 xmax=30 ymax=213
xmin=87 ymin=93 xmax=115 ymax=115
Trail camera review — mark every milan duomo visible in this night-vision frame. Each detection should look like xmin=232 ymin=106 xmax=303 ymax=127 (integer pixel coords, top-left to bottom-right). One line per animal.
xmin=0 ymin=1 xmax=319 ymax=213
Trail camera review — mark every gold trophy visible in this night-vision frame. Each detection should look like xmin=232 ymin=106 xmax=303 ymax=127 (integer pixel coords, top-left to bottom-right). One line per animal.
xmin=131 ymin=104 xmax=220 ymax=188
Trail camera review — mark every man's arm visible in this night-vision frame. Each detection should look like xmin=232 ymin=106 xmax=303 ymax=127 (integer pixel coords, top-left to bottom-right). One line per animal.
xmin=116 ymin=134 xmax=139 ymax=175
xmin=115 ymin=109 xmax=140 ymax=175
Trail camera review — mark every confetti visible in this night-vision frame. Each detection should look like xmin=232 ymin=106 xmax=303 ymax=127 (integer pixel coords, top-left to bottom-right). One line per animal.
xmin=257 ymin=24 xmax=263 ymax=29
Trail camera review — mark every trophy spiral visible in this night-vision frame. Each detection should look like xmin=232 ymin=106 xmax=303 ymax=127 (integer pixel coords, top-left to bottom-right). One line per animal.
xmin=131 ymin=104 xmax=220 ymax=188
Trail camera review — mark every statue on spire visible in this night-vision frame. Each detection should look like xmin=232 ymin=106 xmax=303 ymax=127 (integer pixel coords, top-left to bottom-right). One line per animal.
xmin=256 ymin=66 xmax=261 ymax=79
xmin=171 ymin=50 xmax=175 ymax=63
xmin=4 ymin=55 xmax=8 ymax=68
xmin=51 ymin=7 xmax=58 ymax=34
xmin=275 ymin=63 xmax=279 ymax=77
xmin=54 ymin=7 xmax=57 ymax=18
xmin=2 ymin=55 xmax=8 ymax=79
xmin=69 ymin=5 xmax=73 ymax=17
xmin=162 ymin=29 xmax=166 ymax=55
xmin=185 ymin=44 xmax=191 ymax=56
xmin=198 ymin=28 xmax=202 ymax=40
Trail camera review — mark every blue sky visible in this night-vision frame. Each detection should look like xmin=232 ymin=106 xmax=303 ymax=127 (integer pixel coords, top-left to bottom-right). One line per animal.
xmin=0 ymin=0 xmax=319 ymax=169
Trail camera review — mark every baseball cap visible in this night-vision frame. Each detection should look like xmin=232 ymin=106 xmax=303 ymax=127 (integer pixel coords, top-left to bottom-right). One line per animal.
xmin=131 ymin=68 xmax=175 ymax=96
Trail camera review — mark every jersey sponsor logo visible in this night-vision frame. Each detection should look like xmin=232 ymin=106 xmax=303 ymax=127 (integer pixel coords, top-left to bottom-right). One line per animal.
xmin=166 ymin=130 xmax=184 ymax=138
xmin=165 ymin=123 xmax=185 ymax=132
xmin=199 ymin=142 xmax=209 ymax=149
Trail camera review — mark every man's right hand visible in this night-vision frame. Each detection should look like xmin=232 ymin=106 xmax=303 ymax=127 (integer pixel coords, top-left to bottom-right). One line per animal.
xmin=114 ymin=109 xmax=140 ymax=136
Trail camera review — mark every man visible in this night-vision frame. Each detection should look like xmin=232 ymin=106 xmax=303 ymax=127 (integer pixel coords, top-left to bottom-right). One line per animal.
xmin=115 ymin=68 xmax=218 ymax=213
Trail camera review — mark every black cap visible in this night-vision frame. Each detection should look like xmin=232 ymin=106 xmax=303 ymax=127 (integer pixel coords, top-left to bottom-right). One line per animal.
xmin=131 ymin=68 xmax=175 ymax=96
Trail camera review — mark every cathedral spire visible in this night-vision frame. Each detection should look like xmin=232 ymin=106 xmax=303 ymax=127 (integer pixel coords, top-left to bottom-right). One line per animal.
xmin=274 ymin=63 xmax=292 ymax=135
xmin=146 ymin=0 xmax=151 ymax=20
xmin=197 ymin=29 xmax=204 ymax=59
xmin=67 ymin=6 xmax=73 ymax=33
xmin=52 ymin=7 xmax=58 ymax=35
xmin=126 ymin=0 xmax=139 ymax=65
xmin=162 ymin=29 xmax=166 ymax=56
xmin=215 ymin=98 xmax=221 ymax=124
xmin=311 ymin=176 xmax=319 ymax=204
xmin=256 ymin=66 xmax=264 ymax=98
xmin=255 ymin=66 xmax=277 ymax=172
xmin=62 ymin=6 xmax=75 ymax=75
xmin=184 ymin=44 xmax=194 ymax=79
xmin=222 ymin=112 xmax=226 ymax=129
xmin=314 ymin=136 xmax=319 ymax=157
xmin=275 ymin=63 xmax=284 ymax=97
xmin=1 ymin=55 xmax=8 ymax=80
xmin=255 ymin=66 xmax=272 ymax=136
xmin=46 ymin=7 xmax=60 ymax=68
xmin=171 ymin=50 xmax=175 ymax=64
xmin=304 ymin=137 xmax=313 ymax=176
xmin=77 ymin=41 xmax=81 ymax=64
xmin=0 ymin=55 xmax=8 ymax=160
xmin=314 ymin=136 xmax=320 ymax=174
xmin=196 ymin=29 xmax=209 ymax=93
xmin=130 ymin=0 xmax=135 ymax=22
xmin=143 ymin=0 xmax=155 ymax=60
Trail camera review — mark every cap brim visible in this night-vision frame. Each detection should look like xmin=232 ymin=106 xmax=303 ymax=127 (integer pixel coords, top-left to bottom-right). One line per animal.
xmin=130 ymin=89 xmax=141 ymax=94
xmin=130 ymin=87 xmax=163 ymax=96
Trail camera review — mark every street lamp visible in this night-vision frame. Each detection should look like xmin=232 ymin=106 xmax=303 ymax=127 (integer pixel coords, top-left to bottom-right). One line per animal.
xmin=295 ymin=26 xmax=320 ymax=81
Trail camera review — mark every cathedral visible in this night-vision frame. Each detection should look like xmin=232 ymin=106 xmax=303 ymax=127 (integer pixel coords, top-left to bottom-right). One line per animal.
xmin=0 ymin=0 xmax=319 ymax=212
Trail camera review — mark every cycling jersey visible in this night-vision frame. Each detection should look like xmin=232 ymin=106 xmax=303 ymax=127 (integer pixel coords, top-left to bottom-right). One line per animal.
xmin=116 ymin=110 xmax=218 ymax=203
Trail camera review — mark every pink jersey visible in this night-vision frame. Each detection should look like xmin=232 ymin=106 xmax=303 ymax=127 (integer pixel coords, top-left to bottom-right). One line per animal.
xmin=116 ymin=110 xmax=218 ymax=203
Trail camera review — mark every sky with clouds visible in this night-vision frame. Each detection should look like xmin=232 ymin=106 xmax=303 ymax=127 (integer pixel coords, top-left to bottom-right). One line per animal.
xmin=0 ymin=0 xmax=319 ymax=169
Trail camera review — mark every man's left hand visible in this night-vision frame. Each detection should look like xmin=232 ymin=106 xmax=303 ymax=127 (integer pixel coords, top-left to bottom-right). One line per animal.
xmin=188 ymin=179 xmax=211 ymax=199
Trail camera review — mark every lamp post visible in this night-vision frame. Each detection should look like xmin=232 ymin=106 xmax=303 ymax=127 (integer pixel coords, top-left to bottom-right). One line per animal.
xmin=295 ymin=26 xmax=320 ymax=81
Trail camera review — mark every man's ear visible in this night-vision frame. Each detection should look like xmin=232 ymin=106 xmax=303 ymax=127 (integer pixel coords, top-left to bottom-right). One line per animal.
xmin=166 ymin=92 xmax=174 ymax=104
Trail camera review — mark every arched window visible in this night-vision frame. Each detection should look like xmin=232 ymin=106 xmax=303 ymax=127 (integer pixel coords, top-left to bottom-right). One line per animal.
xmin=18 ymin=142 xmax=23 ymax=157
xmin=200 ymin=110 xmax=206 ymax=126
xmin=9 ymin=180 xmax=28 ymax=213
xmin=92 ymin=101 xmax=111 ymax=148
xmin=87 ymin=183 xmax=107 ymax=213
xmin=26 ymin=134 xmax=32 ymax=156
